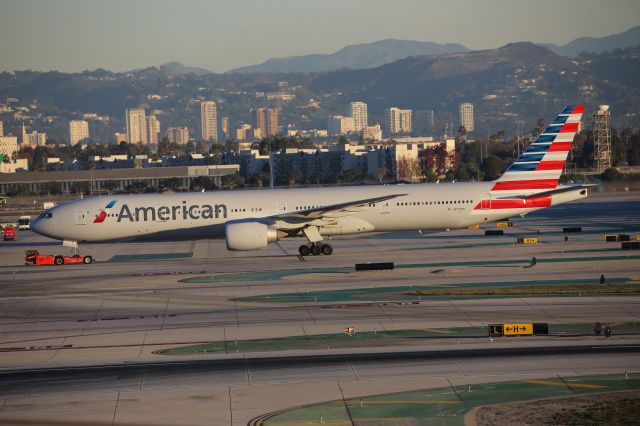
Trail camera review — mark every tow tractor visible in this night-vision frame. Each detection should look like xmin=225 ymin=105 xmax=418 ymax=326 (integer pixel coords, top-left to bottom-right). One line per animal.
xmin=25 ymin=249 xmax=94 ymax=266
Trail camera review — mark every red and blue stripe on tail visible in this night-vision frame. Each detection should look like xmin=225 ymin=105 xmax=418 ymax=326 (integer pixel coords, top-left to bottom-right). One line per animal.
xmin=492 ymin=105 xmax=584 ymax=192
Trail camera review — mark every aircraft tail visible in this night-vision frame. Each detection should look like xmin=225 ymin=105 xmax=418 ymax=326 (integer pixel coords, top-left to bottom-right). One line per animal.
xmin=492 ymin=105 xmax=584 ymax=193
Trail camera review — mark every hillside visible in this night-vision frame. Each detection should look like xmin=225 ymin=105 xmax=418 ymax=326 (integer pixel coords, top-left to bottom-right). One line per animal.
xmin=228 ymin=39 xmax=469 ymax=73
xmin=543 ymin=25 xmax=640 ymax=57
xmin=311 ymin=43 xmax=586 ymax=115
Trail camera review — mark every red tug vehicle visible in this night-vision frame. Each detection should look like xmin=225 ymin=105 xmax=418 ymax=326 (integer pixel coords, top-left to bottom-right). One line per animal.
xmin=25 ymin=249 xmax=93 ymax=266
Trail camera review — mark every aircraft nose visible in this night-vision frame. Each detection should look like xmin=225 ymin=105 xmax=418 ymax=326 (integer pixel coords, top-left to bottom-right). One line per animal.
xmin=30 ymin=216 xmax=55 ymax=239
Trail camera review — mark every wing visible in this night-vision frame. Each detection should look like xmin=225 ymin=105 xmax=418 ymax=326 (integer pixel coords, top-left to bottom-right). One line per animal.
xmin=266 ymin=193 xmax=407 ymax=230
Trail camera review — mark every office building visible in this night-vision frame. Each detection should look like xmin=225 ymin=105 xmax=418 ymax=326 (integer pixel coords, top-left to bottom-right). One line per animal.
xmin=349 ymin=101 xmax=368 ymax=131
xmin=69 ymin=120 xmax=89 ymax=146
xmin=125 ymin=108 xmax=147 ymax=144
xmin=166 ymin=127 xmax=190 ymax=145
xmin=459 ymin=103 xmax=474 ymax=132
xmin=327 ymin=115 xmax=355 ymax=135
xmin=384 ymin=107 xmax=412 ymax=135
xmin=200 ymin=101 xmax=218 ymax=142
xmin=146 ymin=116 xmax=161 ymax=145
xmin=254 ymin=108 xmax=279 ymax=137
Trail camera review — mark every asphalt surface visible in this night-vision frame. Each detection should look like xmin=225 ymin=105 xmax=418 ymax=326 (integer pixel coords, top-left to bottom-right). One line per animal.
xmin=0 ymin=190 xmax=639 ymax=425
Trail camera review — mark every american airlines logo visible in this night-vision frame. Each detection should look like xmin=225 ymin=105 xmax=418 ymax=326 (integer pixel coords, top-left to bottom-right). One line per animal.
xmin=94 ymin=200 xmax=117 ymax=223
xmin=117 ymin=202 xmax=228 ymax=222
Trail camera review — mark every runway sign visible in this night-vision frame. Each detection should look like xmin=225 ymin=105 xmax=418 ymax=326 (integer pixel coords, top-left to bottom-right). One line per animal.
xmin=489 ymin=323 xmax=548 ymax=337
xmin=518 ymin=237 xmax=539 ymax=244
xmin=496 ymin=221 xmax=513 ymax=228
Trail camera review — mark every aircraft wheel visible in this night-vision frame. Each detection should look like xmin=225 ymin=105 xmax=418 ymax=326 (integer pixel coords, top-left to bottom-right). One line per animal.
xmin=54 ymin=256 xmax=64 ymax=265
xmin=299 ymin=245 xmax=310 ymax=257
xmin=83 ymin=256 xmax=93 ymax=264
xmin=310 ymin=244 xmax=322 ymax=256
xmin=321 ymin=244 xmax=333 ymax=256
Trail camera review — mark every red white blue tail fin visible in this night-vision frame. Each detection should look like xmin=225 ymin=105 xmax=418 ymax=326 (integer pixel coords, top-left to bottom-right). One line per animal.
xmin=492 ymin=105 xmax=584 ymax=193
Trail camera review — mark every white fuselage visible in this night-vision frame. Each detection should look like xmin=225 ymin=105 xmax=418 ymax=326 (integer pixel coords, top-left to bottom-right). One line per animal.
xmin=30 ymin=182 xmax=587 ymax=245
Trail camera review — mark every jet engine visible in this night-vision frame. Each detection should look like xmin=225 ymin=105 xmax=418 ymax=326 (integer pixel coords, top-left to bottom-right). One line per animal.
xmin=225 ymin=221 xmax=283 ymax=251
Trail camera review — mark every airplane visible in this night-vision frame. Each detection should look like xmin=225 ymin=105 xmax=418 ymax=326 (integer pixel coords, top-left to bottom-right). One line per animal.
xmin=31 ymin=105 xmax=589 ymax=257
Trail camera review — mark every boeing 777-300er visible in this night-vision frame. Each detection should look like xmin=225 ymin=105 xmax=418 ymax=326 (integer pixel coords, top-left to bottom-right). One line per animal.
xmin=32 ymin=105 xmax=590 ymax=257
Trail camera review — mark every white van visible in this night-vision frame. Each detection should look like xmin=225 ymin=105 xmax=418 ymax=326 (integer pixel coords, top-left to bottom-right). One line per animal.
xmin=18 ymin=215 xmax=31 ymax=230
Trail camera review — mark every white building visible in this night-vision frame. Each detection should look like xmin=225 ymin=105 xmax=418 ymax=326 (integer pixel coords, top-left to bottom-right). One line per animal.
xmin=146 ymin=116 xmax=161 ymax=145
xmin=459 ymin=103 xmax=474 ymax=132
xmin=25 ymin=131 xmax=46 ymax=147
xmin=0 ymin=136 xmax=18 ymax=158
xmin=384 ymin=107 xmax=412 ymax=135
xmin=349 ymin=101 xmax=368 ymax=131
xmin=327 ymin=115 xmax=355 ymax=135
xmin=125 ymin=108 xmax=147 ymax=144
xmin=166 ymin=127 xmax=190 ymax=145
xmin=361 ymin=124 xmax=383 ymax=141
xmin=200 ymin=101 xmax=218 ymax=142
xmin=69 ymin=120 xmax=89 ymax=145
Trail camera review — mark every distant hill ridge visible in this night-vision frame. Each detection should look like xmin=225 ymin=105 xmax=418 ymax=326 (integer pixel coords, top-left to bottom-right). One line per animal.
xmin=227 ymin=39 xmax=470 ymax=73
xmin=543 ymin=25 xmax=640 ymax=57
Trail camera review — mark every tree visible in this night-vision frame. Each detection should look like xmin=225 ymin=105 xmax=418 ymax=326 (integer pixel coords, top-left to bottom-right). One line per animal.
xmin=480 ymin=155 xmax=504 ymax=181
xmin=376 ymin=167 xmax=388 ymax=184
xmin=222 ymin=173 xmax=245 ymax=189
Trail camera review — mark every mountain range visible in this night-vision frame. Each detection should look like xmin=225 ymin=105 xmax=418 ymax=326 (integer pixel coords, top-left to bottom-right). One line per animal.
xmin=227 ymin=39 xmax=469 ymax=73
xmin=152 ymin=25 xmax=640 ymax=75
xmin=543 ymin=25 xmax=640 ymax=57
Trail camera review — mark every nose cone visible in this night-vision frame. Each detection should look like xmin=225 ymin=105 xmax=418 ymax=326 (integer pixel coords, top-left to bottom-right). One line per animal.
xmin=30 ymin=215 xmax=57 ymax=240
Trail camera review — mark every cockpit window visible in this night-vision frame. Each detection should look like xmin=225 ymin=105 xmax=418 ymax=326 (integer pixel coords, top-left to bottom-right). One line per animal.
xmin=39 ymin=212 xmax=52 ymax=219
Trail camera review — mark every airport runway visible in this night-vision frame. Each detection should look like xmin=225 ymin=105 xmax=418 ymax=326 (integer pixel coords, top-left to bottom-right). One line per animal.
xmin=0 ymin=191 xmax=639 ymax=424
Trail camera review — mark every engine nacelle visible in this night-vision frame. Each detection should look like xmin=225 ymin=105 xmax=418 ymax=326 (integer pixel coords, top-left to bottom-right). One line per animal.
xmin=225 ymin=220 xmax=281 ymax=251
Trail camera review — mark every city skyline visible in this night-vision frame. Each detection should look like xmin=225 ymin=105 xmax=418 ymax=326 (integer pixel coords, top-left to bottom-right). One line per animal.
xmin=1 ymin=1 xmax=639 ymax=73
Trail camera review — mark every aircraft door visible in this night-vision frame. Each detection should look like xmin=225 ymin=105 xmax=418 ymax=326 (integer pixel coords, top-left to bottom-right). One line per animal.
xmin=75 ymin=209 xmax=88 ymax=225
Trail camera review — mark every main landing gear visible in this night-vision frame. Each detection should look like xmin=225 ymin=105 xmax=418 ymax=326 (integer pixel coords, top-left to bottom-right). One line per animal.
xmin=298 ymin=242 xmax=333 ymax=257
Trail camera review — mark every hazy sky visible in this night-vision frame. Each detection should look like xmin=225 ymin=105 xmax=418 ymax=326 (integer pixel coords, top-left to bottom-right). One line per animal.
xmin=1 ymin=0 xmax=639 ymax=73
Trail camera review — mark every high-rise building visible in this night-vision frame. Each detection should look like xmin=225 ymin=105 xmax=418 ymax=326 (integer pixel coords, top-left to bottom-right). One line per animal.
xmin=384 ymin=108 xmax=412 ymax=135
xmin=166 ymin=127 xmax=190 ymax=145
xmin=221 ymin=116 xmax=230 ymax=141
xmin=23 ymin=130 xmax=46 ymax=147
xmin=349 ymin=102 xmax=368 ymax=131
xmin=125 ymin=108 xmax=147 ymax=144
xmin=200 ymin=101 xmax=218 ymax=142
xmin=146 ymin=116 xmax=160 ymax=145
xmin=327 ymin=115 xmax=355 ymax=135
xmin=69 ymin=120 xmax=89 ymax=146
xmin=0 ymin=121 xmax=4 ymax=136
xmin=459 ymin=103 xmax=474 ymax=132
xmin=254 ymin=108 xmax=279 ymax=137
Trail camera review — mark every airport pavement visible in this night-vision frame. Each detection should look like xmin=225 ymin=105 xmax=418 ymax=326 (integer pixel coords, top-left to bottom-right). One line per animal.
xmin=0 ymin=191 xmax=638 ymax=425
